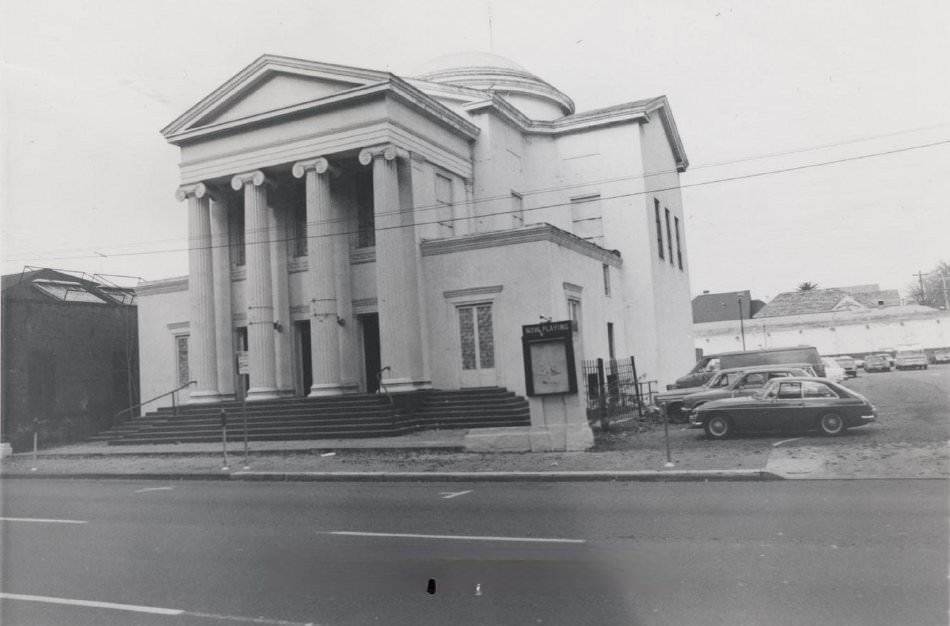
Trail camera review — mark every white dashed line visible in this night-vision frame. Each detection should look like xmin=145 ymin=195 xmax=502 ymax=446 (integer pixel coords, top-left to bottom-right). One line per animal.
xmin=325 ymin=530 xmax=585 ymax=544
xmin=0 ymin=593 xmax=181 ymax=616
xmin=134 ymin=486 xmax=174 ymax=493
xmin=773 ymin=437 xmax=803 ymax=447
xmin=0 ymin=592 xmax=320 ymax=625
xmin=440 ymin=489 xmax=473 ymax=499
xmin=0 ymin=517 xmax=87 ymax=524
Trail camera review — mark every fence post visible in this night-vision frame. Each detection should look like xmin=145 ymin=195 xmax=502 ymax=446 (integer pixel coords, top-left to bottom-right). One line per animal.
xmin=630 ymin=357 xmax=643 ymax=417
xmin=596 ymin=358 xmax=608 ymax=431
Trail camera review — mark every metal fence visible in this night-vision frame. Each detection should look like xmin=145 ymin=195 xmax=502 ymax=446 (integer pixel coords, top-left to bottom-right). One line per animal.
xmin=582 ymin=357 xmax=658 ymax=430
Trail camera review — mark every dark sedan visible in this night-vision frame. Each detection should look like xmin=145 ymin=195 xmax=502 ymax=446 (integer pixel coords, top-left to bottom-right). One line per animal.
xmin=689 ymin=377 xmax=876 ymax=439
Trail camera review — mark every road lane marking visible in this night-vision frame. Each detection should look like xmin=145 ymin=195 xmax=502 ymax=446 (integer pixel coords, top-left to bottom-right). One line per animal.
xmin=0 ymin=593 xmax=321 ymax=625
xmin=440 ymin=489 xmax=473 ymax=499
xmin=0 ymin=517 xmax=87 ymax=524
xmin=773 ymin=437 xmax=803 ymax=447
xmin=135 ymin=486 xmax=174 ymax=493
xmin=325 ymin=531 xmax=585 ymax=544
xmin=0 ymin=593 xmax=182 ymax=615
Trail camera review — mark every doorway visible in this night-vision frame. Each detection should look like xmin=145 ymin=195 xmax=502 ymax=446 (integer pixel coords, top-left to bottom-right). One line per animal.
xmin=359 ymin=313 xmax=381 ymax=393
xmin=295 ymin=321 xmax=312 ymax=395
xmin=458 ymin=303 xmax=496 ymax=387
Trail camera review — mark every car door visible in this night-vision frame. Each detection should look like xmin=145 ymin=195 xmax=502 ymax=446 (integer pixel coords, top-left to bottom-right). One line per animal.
xmin=761 ymin=381 xmax=804 ymax=432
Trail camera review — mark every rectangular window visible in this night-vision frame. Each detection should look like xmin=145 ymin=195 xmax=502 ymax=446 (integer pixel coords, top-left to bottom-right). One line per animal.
xmin=291 ymin=202 xmax=308 ymax=257
xmin=176 ymin=335 xmax=190 ymax=386
xmin=511 ymin=191 xmax=524 ymax=227
xmin=607 ymin=322 xmax=616 ymax=360
xmin=230 ymin=206 xmax=246 ymax=266
xmin=571 ymin=194 xmax=603 ymax=246
xmin=356 ymin=170 xmax=375 ymax=248
xmin=567 ymin=297 xmax=581 ymax=331
xmin=674 ymin=216 xmax=683 ymax=270
xmin=665 ymin=208 xmax=674 ymax=265
xmin=435 ymin=173 xmax=455 ymax=235
xmin=654 ymin=198 xmax=663 ymax=260
xmin=458 ymin=304 xmax=494 ymax=370
xmin=602 ymin=264 xmax=611 ymax=296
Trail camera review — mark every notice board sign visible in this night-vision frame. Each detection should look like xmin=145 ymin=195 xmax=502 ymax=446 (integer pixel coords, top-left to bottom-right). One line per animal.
xmin=522 ymin=321 xmax=577 ymax=396
xmin=236 ymin=351 xmax=249 ymax=375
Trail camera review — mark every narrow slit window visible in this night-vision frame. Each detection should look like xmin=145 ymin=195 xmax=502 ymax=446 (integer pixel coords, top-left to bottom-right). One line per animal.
xmin=665 ymin=208 xmax=674 ymax=265
xmin=654 ymin=198 xmax=663 ymax=260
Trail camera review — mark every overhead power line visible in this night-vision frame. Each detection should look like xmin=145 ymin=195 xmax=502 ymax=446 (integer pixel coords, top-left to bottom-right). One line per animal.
xmin=5 ymin=135 xmax=950 ymax=264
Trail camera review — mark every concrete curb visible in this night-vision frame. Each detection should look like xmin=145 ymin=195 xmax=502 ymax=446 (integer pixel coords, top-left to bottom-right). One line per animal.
xmin=0 ymin=469 xmax=783 ymax=482
xmin=13 ymin=445 xmax=466 ymax=460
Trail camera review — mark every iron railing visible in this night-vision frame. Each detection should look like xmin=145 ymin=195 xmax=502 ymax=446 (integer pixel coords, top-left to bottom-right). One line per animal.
xmin=582 ymin=357 xmax=658 ymax=431
xmin=111 ymin=380 xmax=196 ymax=425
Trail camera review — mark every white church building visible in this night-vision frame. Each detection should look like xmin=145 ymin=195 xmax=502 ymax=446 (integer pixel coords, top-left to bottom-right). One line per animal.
xmin=137 ymin=52 xmax=694 ymax=447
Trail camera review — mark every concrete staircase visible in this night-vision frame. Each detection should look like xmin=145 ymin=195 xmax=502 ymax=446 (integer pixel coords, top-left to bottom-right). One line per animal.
xmin=414 ymin=387 xmax=531 ymax=430
xmin=92 ymin=387 xmax=530 ymax=446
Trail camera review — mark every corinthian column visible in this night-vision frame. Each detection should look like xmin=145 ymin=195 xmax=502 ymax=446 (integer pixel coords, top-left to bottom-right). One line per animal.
xmin=358 ymin=145 xmax=430 ymax=392
xmin=293 ymin=157 xmax=343 ymax=396
xmin=231 ymin=170 xmax=278 ymax=401
xmin=176 ymin=182 xmax=218 ymax=403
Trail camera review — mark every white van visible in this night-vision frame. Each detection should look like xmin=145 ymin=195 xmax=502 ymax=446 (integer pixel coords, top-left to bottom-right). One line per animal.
xmin=895 ymin=346 xmax=928 ymax=370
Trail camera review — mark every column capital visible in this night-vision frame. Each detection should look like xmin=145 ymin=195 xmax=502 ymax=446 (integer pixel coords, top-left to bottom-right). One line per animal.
xmin=175 ymin=182 xmax=209 ymax=202
xmin=292 ymin=157 xmax=341 ymax=178
xmin=358 ymin=144 xmax=410 ymax=166
xmin=230 ymin=170 xmax=270 ymax=191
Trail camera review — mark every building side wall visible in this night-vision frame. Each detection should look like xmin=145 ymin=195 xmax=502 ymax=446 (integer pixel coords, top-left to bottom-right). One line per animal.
xmin=1 ymin=298 xmax=139 ymax=450
xmin=695 ymin=313 xmax=950 ymax=356
xmin=636 ymin=117 xmax=694 ymax=386
xmin=138 ymin=286 xmax=190 ymax=409
xmin=422 ymin=239 xmax=624 ymax=396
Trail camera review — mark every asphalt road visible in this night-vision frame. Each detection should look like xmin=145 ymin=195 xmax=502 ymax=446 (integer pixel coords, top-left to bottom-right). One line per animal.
xmin=1 ymin=479 xmax=946 ymax=625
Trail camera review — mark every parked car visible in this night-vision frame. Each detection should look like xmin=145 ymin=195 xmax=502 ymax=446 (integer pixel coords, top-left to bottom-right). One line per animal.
xmin=834 ymin=355 xmax=858 ymax=378
xmin=655 ymin=367 xmax=749 ymax=423
xmin=854 ymin=357 xmax=865 ymax=369
xmin=863 ymin=353 xmax=891 ymax=372
xmin=670 ymin=346 xmax=824 ymax=389
xmin=934 ymin=349 xmax=950 ymax=364
xmin=895 ymin=346 xmax=928 ymax=370
xmin=680 ymin=365 xmax=814 ymax=415
xmin=821 ymin=357 xmax=846 ymax=383
xmin=688 ymin=377 xmax=877 ymax=439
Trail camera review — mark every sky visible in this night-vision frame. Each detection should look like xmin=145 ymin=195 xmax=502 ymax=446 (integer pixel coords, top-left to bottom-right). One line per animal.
xmin=2 ymin=0 xmax=949 ymax=302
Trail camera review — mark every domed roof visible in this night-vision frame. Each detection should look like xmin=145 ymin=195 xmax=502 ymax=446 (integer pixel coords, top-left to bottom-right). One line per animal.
xmin=412 ymin=51 xmax=574 ymax=117
xmin=412 ymin=51 xmax=529 ymax=75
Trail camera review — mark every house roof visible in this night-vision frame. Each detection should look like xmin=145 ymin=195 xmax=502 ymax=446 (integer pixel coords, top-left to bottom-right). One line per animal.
xmin=692 ymin=290 xmax=765 ymax=323
xmin=754 ymin=287 xmax=902 ymax=319
xmin=1 ymin=268 xmax=135 ymax=306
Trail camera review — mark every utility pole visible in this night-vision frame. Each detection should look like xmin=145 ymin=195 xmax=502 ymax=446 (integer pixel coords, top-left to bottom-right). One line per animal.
xmin=914 ymin=270 xmax=927 ymax=304
xmin=738 ymin=296 xmax=747 ymax=350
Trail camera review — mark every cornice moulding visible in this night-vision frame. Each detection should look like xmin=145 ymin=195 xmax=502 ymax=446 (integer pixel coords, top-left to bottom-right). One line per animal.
xmin=136 ymin=276 xmax=188 ymax=296
xmin=422 ymin=224 xmax=623 ymax=267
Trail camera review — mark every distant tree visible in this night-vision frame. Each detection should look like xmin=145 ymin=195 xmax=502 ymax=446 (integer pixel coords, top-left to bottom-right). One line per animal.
xmin=908 ymin=261 xmax=950 ymax=309
xmin=797 ymin=281 xmax=819 ymax=292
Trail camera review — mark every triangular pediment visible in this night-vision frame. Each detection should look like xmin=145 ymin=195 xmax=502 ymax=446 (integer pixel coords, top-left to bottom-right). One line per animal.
xmin=832 ymin=295 xmax=866 ymax=312
xmin=162 ymin=55 xmax=391 ymax=138
xmin=196 ymin=72 xmax=367 ymax=127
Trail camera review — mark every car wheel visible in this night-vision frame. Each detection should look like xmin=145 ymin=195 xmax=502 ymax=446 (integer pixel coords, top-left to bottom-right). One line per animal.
xmin=818 ymin=412 xmax=846 ymax=436
xmin=704 ymin=414 xmax=731 ymax=439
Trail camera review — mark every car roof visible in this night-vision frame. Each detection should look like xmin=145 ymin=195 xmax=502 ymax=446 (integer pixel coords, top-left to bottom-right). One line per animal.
xmin=716 ymin=363 xmax=813 ymax=374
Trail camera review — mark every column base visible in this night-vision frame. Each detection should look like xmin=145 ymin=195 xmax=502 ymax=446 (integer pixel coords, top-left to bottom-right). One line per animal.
xmin=380 ymin=378 xmax=432 ymax=393
xmin=188 ymin=390 xmax=225 ymax=405
xmin=308 ymin=383 xmax=345 ymax=397
xmin=246 ymin=387 xmax=280 ymax=402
